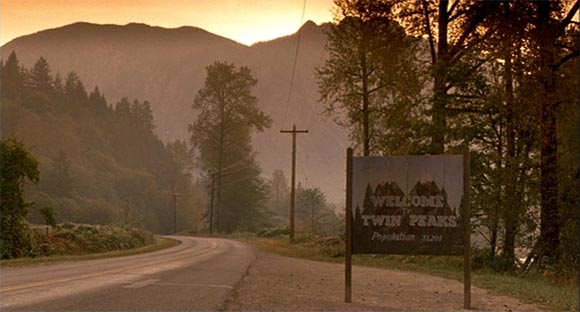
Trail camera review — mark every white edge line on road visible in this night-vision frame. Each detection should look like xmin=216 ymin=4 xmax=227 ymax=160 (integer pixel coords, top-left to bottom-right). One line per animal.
xmin=156 ymin=282 xmax=233 ymax=289
xmin=123 ymin=279 xmax=160 ymax=289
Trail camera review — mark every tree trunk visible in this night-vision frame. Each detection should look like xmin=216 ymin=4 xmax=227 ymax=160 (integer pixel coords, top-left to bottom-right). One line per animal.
xmin=216 ymin=95 xmax=226 ymax=233
xmin=491 ymin=126 xmax=502 ymax=257
xmin=503 ymin=40 xmax=517 ymax=268
xmin=490 ymin=217 xmax=498 ymax=256
xmin=536 ymin=1 xmax=561 ymax=261
xmin=361 ymin=37 xmax=370 ymax=156
xmin=430 ymin=0 xmax=449 ymax=155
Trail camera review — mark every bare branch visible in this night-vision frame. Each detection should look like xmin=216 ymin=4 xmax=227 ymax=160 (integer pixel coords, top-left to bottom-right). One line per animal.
xmin=448 ymin=0 xmax=460 ymax=17
xmin=559 ymin=0 xmax=579 ymax=36
xmin=555 ymin=50 xmax=579 ymax=69
xmin=449 ymin=25 xmax=497 ymax=67
xmin=421 ymin=0 xmax=437 ymax=64
xmin=450 ymin=2 xmax=497 ymax=57
xmin=367 ymin=85 xmax=384 ymax=94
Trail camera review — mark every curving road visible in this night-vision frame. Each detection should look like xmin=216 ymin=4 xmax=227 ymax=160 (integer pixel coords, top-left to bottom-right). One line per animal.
xmin=1 ymin=237 xmax=255 ymax=311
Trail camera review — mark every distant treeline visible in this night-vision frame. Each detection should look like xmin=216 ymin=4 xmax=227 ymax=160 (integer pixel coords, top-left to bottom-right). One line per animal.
xmin=1 ymin=52 xmax=204 ymax=234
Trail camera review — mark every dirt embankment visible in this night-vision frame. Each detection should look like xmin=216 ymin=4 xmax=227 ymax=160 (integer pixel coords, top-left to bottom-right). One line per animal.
xmin=224 ymin=250 xmax=544 ymax=311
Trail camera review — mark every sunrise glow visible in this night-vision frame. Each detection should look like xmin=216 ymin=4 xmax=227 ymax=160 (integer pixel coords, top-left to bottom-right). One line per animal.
xmin=0 ymin=0 xmax=335 ymax=46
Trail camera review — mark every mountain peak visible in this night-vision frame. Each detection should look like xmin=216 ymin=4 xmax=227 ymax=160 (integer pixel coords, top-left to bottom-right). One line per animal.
xmin=299 ymin=20 xmax=318 ymax=32
xmin=125 ymin=22 xmax=150 ymax=27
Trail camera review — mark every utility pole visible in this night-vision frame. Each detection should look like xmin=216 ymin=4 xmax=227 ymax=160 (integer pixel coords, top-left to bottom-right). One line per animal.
xmin=280 ymin=124 xmax=309 ymax=243
xmin=170 ymin=185 xmax=182 ymax=234
xmin=209 ymin=173 xmax=216 ymax=236
xmin=123 ymin=199 xmax=131 ymax=225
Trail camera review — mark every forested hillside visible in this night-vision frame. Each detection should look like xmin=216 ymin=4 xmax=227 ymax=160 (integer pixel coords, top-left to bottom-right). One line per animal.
xmin=1 ymin=52 xmax=203 ymax=234
xmin=0 ymin=21 xmax=349 ymax=203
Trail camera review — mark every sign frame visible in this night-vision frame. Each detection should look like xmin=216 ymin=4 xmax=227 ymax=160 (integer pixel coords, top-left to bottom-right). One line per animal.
xmin=344 ymin=147 xmax=471 ymax=309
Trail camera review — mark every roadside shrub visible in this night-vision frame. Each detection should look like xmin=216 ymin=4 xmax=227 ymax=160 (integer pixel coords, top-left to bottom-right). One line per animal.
xmin=257 ymin=227 xmax=289 ymax=238
xmin=472 ymin=248 xmax=513 ymax=272
xmin=310 ymin=236 xmax=342 ymax=247
xmin=27 ymin=223 xmax=155 ymax=257
xmin=293 ymin=233 xmax=317 ymax=244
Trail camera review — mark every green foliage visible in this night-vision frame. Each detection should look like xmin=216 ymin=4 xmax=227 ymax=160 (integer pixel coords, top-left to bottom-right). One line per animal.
xmin=265 ymin=173 xmax=341 ymax=236
xmin=472 ymin=248 xmax=513 ymax=272
xmin=1 ymin=52 xmax=25 ymax=101
xmin=318 ymin=0 xmax=579 ymax=274
xmin=296 ymin=185 xmax=327 ymax=234
xmin=317 ymin=1 xmax=424 ymax=155
xmin=257 ymin=227 xmax=290 ymax=238
xmin=0 ymin=137 xmax=40 ymax=259
xmin=39 ymin=206 xmax=58 ymax=227
xmin=33 ymin=223 xmax=155 ymax=256
xmin=30 ymin=57 xmax=53 ymax=93
xmin=1 ymin=53 xmax=203 ymax=236
xmin=43 ymin=150 xmax=75 ymax=197
xmin=267 ymin=169 xmax=290 ymax=224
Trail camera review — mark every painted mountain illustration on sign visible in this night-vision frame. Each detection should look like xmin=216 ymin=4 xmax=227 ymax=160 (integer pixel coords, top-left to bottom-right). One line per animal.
xmin=374 ymin=181 xmax=405 ymax=197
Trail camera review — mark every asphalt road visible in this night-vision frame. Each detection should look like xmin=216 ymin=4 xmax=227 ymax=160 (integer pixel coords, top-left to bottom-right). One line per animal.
xmin=1 ymin=236 xmax=255 ymax=311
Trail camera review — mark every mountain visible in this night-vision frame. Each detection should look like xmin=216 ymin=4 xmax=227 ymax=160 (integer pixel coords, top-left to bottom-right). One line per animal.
xmin=1 ymin=21 xmax=349 ymax=203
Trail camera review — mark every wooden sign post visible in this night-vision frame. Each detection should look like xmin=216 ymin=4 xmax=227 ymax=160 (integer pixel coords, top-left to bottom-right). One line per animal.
xmin=344 ymin=148 xmax=471 ymax=309
xmin=463 ymin=147 xmax=471 ymax=309
xmin=345 ymin=147 xmax=353 ymax=303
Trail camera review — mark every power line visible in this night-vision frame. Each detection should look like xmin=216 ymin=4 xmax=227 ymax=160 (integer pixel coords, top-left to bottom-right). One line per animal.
xmin=208 ymin=159 xmax=246 ymax=176
xmin=281 ymin=0 xmax=309 ymax=129
xmin=207 ymin=161 xmax=254 ymax=235
xmin=305 ymin=45 xmax=329 ymax=129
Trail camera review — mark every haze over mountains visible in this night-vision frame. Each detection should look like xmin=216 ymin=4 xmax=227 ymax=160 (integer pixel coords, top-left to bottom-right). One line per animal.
xmin=1 ymin=21 xmax=348 ymax=203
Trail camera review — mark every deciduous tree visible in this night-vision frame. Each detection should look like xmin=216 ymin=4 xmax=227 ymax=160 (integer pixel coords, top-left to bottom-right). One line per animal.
xmin=317 ymin=0 xmax=423 ymax=156
xmin=0 ymin=137 xmax=39 ymax=259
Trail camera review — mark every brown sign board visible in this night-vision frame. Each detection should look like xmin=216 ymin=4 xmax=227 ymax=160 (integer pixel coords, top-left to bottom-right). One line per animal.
xmin=350 ymin=155 xmax=464 ymax=255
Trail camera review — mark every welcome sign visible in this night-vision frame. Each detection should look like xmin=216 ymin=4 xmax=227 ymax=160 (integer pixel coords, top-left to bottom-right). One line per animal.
xmin=350 ymin=155 xmax=464 ymax=255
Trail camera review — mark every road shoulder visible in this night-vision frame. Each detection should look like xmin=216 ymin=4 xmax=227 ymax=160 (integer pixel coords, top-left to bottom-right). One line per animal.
xmin=225 ymin=250 xmax=544 ymax=311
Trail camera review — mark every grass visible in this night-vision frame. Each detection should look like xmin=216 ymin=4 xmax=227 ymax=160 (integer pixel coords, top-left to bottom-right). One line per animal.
xmin=241 ymin=235 xmax=578 ymax=312
xmin=0 ymin=236 xmax=180 ymax=267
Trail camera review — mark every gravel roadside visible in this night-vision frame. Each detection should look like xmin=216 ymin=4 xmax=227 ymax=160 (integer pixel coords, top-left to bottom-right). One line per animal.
xmin=224 ymin=250 xmax=544 ymax=311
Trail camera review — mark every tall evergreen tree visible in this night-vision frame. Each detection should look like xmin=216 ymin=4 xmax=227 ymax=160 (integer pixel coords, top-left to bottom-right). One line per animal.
xmin=1 ymin=53 xmax=200 ymax=234
xmin=268 ymin=169 xmax=290 ymax=220
xmin=47 ymin=150 xmax=75 ymax=197
xmin=1 ymin=52 xmax=24 ymax=101
xmin=29 ymin=57 xmax=53 ymax=93
xmin=88 ymin=86 xmax=109 ymax=116
xmin=189 ymin=61 xmax=272 ymax=233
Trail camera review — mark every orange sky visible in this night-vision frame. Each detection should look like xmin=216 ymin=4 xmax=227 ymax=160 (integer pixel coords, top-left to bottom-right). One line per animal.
xmin=1 ymin=0 xmax=335 ymax=46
